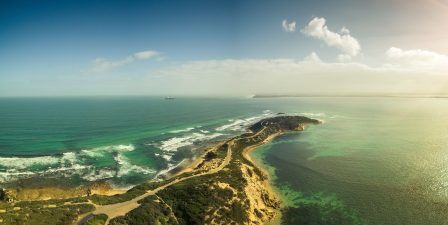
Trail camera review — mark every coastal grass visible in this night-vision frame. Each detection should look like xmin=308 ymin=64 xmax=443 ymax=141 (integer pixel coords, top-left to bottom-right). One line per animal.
xmin=0 ymin=201 xmax=93 ymax=225
xmin=85 ymin=214 xmax=108 ymax=225
xmin=109 ymin=195 xmax=178 ymax=225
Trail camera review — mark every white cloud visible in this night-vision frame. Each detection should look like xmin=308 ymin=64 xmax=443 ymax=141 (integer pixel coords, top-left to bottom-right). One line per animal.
xmin=303 ymin=52 xmax=322 ymax=63
xmin=133 ymin=50 xmax=160 ymax=60
xmin=153 ymin=56 xmax=447 ymax=96
xmin=301 ymin=17 xmax=361 ymax=57
xmin=340 ymin=27 xmax=350 ymax=35
xmin=386 ymin=47 xmax=448 ymax=70
xmin=282 ymin=19 xmax=296 ymax=32
xmin=88 ymin=50 xmax=161 ymax=73
xmin=337 ymin=54 xmax=352 ymax=62
xmin=149 ymin=49 xmax=448 ymax=96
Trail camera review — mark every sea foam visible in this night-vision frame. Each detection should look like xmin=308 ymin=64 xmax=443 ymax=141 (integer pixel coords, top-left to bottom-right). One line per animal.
xmin=158 ymin=132 xmax=223 ymax=161
xmin=215 ymin=110 xmax=275 ymax=131
xmin=0 ymin=143 xmax=153 ymax=184
xmin=160 ymin=132 xmax=223 ymax=152
xmin=113 ymin=153 xmax=155 ymax=177
xmin=0 ymin=156 xmax=60 ymax=170
xmin=169 ymin=127 xmax=195 ymax=134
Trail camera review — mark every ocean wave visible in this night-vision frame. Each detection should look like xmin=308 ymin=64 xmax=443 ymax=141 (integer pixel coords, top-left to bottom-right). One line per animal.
xmin=161 ymin=154 xmax=173 ymax=161
xmin=169 ymin=127 xmax=195 ymax=134
xmin=114 ymin=153 xmax=155 ymax=177
xmin=0 ymin=155 xmax=60 ymax=170
xmin=0 ymin=171 xmax=36 ymax=183
xmin=0 ymin=163 xmax=92 ymax=183
xmin=299 ymin=112 xmax=327 ymax=118
xmin=0 ymin=110 xmax=284 ymax=184
xmin=160 ymin=132 xmax=223 ymax=153
xmin=157 ymin=132 xmax=223 ymax=162
xmin=82 ymin=169 xmax=116 ymax=181
xmin=154 ymin=159 xmax=187 ymax=179
xmin=215 ymin=110 xmax=275 ymax=131
xmin=80 ymin=144 xmax=135 ymax=158
xmin=0 ymin=143 xmax=156 ymax=184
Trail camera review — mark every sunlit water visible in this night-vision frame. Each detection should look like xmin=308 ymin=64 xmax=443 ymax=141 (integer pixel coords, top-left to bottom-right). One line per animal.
xmin=1 ymin=97 xmax=448 ymax=224
xmin=252 ymin=97 xmax=448 ymax=225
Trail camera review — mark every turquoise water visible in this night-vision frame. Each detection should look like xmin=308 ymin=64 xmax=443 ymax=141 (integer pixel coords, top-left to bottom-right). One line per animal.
xmin=0 ymin=97 xmax=276 ymax=186
xmin=251 ymin=97 xmax=448 ymax=225
xmin=1 ymin=97 xmax=448 ymax=224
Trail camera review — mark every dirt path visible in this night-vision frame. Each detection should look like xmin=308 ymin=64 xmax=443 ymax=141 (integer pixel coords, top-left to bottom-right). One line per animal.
xmin=78 ymin=125 xmax=275 ymax=225
xmin=78 ymin=146 xmax=232 ymax=225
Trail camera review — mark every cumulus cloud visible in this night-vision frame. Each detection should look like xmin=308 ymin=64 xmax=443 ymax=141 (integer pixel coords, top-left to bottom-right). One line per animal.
xmin=282 ymin=19 xmax=296 ymax=32
xmin=386 ymin=47 xmax=448 ymax=70
xmin=303 ymin=52 xmax=322 ymax=63
xmin=301 ymin=17 xmax=361 ymax=57
xmin=88 ymin=50 xmax=161 ymax=73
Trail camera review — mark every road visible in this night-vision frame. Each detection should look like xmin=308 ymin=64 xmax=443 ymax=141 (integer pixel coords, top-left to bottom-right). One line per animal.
xmin=77 ymin=124 xmax=274 ymax=225
xmin=77 ymin=145 xmax=232 ymax=225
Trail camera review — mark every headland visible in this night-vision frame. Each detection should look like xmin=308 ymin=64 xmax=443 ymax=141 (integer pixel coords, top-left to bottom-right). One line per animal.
xmin=0 ymin=115 xmax=320 ymax=225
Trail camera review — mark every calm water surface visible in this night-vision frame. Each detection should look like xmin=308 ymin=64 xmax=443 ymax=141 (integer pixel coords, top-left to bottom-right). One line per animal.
xmin=252 ymin=97 xmax=448 ymax=225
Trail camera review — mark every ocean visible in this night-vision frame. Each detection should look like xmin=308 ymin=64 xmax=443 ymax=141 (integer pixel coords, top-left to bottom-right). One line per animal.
xmin=1 ymin=96 xmax=448 ymax=224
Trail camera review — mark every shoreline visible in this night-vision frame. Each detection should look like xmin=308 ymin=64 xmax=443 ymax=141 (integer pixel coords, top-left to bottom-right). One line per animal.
xmin=1 ymin=116 xmax=320 ymax=225
xmin=242 ymin=124 xmax=306 ymax=224
xmin=1 ymin=141 xmax=228 ymax=202
xmin=242 ymin=131 xmax=285 ymax=224
xmin=169 ymin=140 xmax=227 ymax=176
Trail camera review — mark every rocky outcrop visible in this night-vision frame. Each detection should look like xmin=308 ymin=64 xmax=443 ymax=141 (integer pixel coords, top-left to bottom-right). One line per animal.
xmin=0 ymin=188 xmax=15 ymax=203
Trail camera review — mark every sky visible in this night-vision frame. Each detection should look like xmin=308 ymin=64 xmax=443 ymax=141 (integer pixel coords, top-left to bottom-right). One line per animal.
xmin=1 ymin=0 xmax=448 ymax=96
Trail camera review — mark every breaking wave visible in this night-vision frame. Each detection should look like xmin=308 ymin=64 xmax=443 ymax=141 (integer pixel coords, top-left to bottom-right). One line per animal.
xmin=0 ymin=110 xmax=301 ymax=185
xmin=169 ymin=127 xmax=195 ymax=134
xmin=158 ymin=132 xmax=223 ymax=161
xmin=215 ymin=110 xmax=275 ymax=131
xmin=0 ymin=144 xmax=156 ymax=183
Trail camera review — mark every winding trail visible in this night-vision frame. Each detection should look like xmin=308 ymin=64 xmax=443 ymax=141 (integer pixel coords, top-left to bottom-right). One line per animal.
xmin=78 ymin=124 xmax=275 ymax=225
xmin=77 ymin=145 xmax=232 ymax=225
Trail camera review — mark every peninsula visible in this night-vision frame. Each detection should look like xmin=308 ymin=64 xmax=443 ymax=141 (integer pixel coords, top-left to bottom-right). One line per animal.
xmin=0 ymin=116 xmax=320 ymax=225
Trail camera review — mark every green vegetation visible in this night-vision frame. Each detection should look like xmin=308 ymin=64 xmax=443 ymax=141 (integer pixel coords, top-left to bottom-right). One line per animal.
xmin=0 ymin=200 xmax=93 ymax=225
xmin=157 ymin=177 xmax=235 ymax=225
xmin=109 ymin=196 xmax=178 ymax=225
xmin=85 ymin=214 xmax=108 ymax=225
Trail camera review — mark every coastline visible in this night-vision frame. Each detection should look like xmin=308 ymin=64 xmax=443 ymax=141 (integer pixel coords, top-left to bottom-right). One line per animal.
xmin=242 ymin=131 xmax=285 ymax=224
xmin=1 ymin=116 xmax=320 ymax=225
xmin=243 ymin=124 xmax=307 ymax=224
xmin=1 ymin=141 xmax=226 ymax=202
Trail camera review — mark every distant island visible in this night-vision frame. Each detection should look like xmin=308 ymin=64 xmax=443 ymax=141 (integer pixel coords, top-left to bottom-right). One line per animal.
xmin=0 ymin=115 xmax=320 ymax=225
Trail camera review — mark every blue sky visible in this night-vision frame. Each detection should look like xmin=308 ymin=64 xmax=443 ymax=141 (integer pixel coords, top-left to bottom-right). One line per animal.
xmin=1 ymin=0 xmax=448 ymax=96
